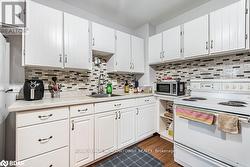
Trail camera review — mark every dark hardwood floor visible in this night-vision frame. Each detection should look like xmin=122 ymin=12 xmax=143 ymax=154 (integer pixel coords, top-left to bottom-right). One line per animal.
xmin=88 ymin=135 xmax=182 ymax=167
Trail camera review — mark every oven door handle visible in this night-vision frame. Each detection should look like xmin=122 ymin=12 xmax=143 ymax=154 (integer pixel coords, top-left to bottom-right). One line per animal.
xmin=176 ymin=143 xmax=233 ymax=167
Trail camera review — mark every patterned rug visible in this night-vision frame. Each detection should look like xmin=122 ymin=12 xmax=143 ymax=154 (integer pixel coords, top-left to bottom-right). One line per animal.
xmin=96 ymin=146 xmax=163 ymax=167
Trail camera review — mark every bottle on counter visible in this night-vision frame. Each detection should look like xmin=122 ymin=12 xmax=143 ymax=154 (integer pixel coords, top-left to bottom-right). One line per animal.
xmin=106 ymin=82 xmax=113 ymax=95
xmin=124 ymin=80 xmax=129 ymax=93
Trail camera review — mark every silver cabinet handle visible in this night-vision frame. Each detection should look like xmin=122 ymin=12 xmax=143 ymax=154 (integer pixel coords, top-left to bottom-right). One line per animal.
xmin=118 ymin=111 xmax=121 ymax=119
xmin=115 ymin=112 xmax=118 ymax=120
xmin=162 ymin=51 xmax=165 ymax=58
xmin=206 ymin=41 xmax=209 ymax=50
xmin=72 ymin=120 xmax=75 ymax=131
xmin=160 ymin=51 xmax=162 ymax=58
xmin=64 ymin=55 xmax=68 ymax=63
xmin=211 ymin=40 xmax=214 ymax=49
xmin=38 ymin=136 xmax=53 ymax=142
xmin=38 ymin=114 xmax=53 ymax=120
xmin=136 ymin=109 xmax=139 ymax=115
xmin=92 ymin=38 xmax=95 ymax=46
xmin=78 ymin=108 xmax=88 ymax=112
xmin=59 ymin=54 xmax=62 ymax=63
xmin=145 ymin=99 xmax=150 ymax=102
xmin=114 ymin=104 xmax=122 ymax=107
xmin=132 ymin=63 xmax=135 ymax=69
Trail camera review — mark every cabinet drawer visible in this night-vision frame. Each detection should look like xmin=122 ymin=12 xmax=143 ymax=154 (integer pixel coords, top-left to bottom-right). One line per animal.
xmin=95 ymin=99 xmax=136 ymax=113
xmin=136 ymin=96 xmax=155 ymax=106
xmin=17 ymin=107 xmax=69 ymax=127
xmin=17 ymin=120 xmax=69 ymax=160
xmin=70 ymin=104 xmax=94 ymax=118
xmin=19 ymin=147 xmax=69 ymax=167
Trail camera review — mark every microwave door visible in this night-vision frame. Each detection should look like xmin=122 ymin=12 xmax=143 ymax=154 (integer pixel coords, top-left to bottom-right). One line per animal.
xmin=157 ymin=84 xmax=171 ymax=95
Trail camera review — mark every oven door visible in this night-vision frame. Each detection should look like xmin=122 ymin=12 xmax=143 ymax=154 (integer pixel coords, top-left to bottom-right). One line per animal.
xmin=174 ymin=105 xmax=250 ymax=167
xmin=156 ymin=83 xmax=172 ymax=95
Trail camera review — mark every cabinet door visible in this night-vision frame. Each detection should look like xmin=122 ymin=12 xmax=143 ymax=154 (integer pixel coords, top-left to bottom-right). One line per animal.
xmin=163 ymin=26 xmax=181 ymax=61
xmin=64 ymin=13 xmax=91 ymax=70
xmin=115 ymin=31 xmax=131 ymax=72
xmin=24 ymin=1 xmax=63 ymax=68
xmin=136 ymin=104 xmax=155 ymax=141
xmin=184 ymin=15 xmax=209 ymax=58
xmin=92 ymin=23 xmax=115 ymax=53
xmin=210 ymin=0 xmax=246 ymax=54
xmin=149 ymin=33 xmax=162 ymax=64
xmin=117 ymin=108 xmax=136 ymax=149
xmin=131 ymin=36 xmax=144 ymax=73
xmin=70 ymin=115 xmax=94 ymax=167
xmin=95 ymin=111 xmax=117 ymax=159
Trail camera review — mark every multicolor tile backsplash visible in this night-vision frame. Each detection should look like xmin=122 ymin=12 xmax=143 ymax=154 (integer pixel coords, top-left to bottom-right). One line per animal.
xmin=153 ymin=53 xmax=250 ymax=93
xmin=25 ymin=58 xmax=135 ymax=93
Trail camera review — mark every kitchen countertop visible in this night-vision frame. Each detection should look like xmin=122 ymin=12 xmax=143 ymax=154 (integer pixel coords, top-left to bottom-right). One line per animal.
xmin=8 ymin=93 xmax=154 ymax=112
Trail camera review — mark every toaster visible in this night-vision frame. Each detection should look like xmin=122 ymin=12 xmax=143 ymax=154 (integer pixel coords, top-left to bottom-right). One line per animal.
xmin=23 ymin=80 xmax=44 ymax=101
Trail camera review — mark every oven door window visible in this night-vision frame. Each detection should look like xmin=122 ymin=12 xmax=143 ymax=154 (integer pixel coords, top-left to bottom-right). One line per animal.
xmin=157 ymin=84 xmax=171 ymax=94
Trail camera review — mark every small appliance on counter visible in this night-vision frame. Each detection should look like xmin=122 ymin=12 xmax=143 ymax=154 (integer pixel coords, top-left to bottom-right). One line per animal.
xmin=156 ymin=79 xmax=185 ymax=96
xmin=23 ymin=79 xmax=44 ymax=101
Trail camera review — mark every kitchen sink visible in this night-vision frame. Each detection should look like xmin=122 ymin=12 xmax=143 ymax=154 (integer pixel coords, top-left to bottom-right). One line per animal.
xmin=89 ymin=94 xmax=122 ymax=98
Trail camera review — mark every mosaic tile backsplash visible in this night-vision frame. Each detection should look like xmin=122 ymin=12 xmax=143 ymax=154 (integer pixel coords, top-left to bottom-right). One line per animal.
xmin=25 ymin=58 xmax=135 ymax=93
xmin=153 ymin=53 xmax=250 ymax=93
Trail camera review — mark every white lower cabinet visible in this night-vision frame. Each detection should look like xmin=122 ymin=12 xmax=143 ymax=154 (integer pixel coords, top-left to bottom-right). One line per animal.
xmin=19 ymin=147 xmax=69 ymax=167
xmin=117 ymin=108 xmax=136 ymax=149
xmin=70 ymin=115 xmax=94 ymax=167
xmin=136 ymin=104 xmax=155 ymax=141
xmin=95 ymin=111 xmax=118 ymax=159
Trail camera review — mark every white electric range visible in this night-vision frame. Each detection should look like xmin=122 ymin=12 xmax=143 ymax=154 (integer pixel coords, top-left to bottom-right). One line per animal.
xmin=174 ymin=79 xmax=250 ymax=167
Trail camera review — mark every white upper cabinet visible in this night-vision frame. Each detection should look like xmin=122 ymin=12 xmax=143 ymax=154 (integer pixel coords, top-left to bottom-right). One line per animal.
xmin=64 ymin=13 xmax=91 ymax=70
xmin=162 ymin=26 xmax=181 ymax=61
xmin=114 ymin=31 xmax=131 ymax=72
xmin=210 ymin=0 xmax=246 ymax=54
xmin=184 ymin=15 xmax=209 ymax=58
xmin=24 ymin=1 xmax=63 ymax=68
xmin=131 ymin=36 xmax=145 ymax=73
xmin=92 ymin=23 xmax=115 ymax=54
xmin=149 ymin=33 xmax=163 ymax=64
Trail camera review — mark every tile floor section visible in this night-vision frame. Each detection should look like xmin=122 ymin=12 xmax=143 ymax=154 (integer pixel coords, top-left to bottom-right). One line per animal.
xmin=90 ymin=135 xmax=181 ymax=167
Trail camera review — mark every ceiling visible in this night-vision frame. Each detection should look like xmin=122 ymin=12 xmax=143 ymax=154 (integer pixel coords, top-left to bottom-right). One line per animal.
xmin=60 ymin=0 xmax=210 ymax=29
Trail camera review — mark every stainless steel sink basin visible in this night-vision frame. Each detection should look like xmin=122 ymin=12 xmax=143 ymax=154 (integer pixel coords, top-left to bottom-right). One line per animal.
xmin=89 ymin=94 xmax=122 ymax=98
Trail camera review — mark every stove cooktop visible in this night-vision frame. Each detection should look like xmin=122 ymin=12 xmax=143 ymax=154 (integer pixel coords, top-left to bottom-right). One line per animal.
xmin=218 ymin=101 xmax=248 ymax=107
xmin=182 ymin=97 xmax=207 ymax=101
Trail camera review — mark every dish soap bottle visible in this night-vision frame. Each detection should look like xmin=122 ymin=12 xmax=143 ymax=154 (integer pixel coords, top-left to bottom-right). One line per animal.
xmin=106 ymin=82 xmax=113 ymax=95
xmin=124 ymin=80 xmax=129 ymax=93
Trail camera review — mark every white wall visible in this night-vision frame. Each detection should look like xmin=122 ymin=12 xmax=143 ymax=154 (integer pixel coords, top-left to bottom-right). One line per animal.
xmin=7 ymin=36 xmax=25 ymax=84
xmin=135 ymin=24 xmax=156 ymax=86
xmin=33 ymin=0 xmax=135 ymax=35
xmin=156 ymin=0 xmax=240 ymax=33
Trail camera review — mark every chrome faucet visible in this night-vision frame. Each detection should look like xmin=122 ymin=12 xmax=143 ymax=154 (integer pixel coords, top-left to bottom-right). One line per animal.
xmin=98 ymin=74 xmax=105 ymax=94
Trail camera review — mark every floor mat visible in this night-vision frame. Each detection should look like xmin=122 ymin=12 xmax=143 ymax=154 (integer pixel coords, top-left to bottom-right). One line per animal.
xmin=96 ymin=146 xmax=163 ymax=167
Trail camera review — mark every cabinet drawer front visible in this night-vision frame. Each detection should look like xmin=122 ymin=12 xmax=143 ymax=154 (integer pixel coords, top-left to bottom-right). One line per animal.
xmin=17 ymin=107 xmax=69 ymax=127
xmin=70 ymin=104 xmax=94 ymax=117
xmin=95 ymin=99 xmax=136 ymax=113
xmin=17 ymin=120 xmax=69 ymax=160
xmin=19 ymin=147 xmax=69 ymax=167
xmin=136 ymin=96 xmax=155 ymax=106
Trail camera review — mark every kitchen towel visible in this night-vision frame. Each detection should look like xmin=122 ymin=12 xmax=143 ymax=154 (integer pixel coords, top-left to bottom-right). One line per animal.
xmin=176 ymin=107 xmax=215 ymax=125
xmin=217 ymin=114 xmax=239 ymax=134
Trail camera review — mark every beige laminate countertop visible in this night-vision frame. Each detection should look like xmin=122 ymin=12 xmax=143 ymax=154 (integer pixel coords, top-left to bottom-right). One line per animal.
xmin=8 ymin=93 xmax=154 ymax=112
